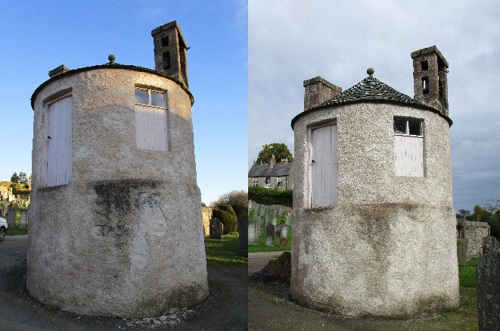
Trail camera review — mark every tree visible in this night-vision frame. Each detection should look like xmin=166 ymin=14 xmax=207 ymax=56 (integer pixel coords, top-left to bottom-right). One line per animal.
xmin=255 ymin=143 xmax=293 ymax=164
xmin=10 ymin=172 xmax=20 ymax=183
xmin=212 ymin=190 xmax=248 ymax=207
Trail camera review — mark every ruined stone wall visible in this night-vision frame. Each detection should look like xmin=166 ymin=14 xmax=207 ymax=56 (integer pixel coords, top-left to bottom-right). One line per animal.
xmin=28 ymin=66 xmax=208 ymax=318
xmin=291 ymin=102 xmax=458 ymax=318
xmin=459 ymin=220 xmax=490 ymax=259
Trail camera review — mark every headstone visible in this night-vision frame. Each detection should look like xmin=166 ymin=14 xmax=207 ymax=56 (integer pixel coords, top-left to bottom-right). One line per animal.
xmin=7 ymin=207 xmax=16 ymax=227
xmin=248 ymin=220 xmax=259 ymax=246
xmin=264 ymin=209 xmax=270 ymax=227
xmin=285 ymin=213 xmax=291 ymax=226
xmin=19 ymin=210 xmax=28 ymax=229
xmin=280 ymin=237 xmax=288 ymax=249
xmin=248 ymin=200 xmax=254 ymax=210
xmin=265 ymin=223 xmax=275 ymax=247
xmin=457 ymin=238 xmax=469 ymax=266
xmin=281 ymin=225 xmax=289 ymax=239
xmin=271 ymin=214 xmax=277 ymax=226
xmin=259 ymin=206 xmax=265 ymax=217
xmin=477 ymin=236 xmax=500 ymax=330
xmin=209 ymin=217 xmax=222 ymax=239
xmin=238 ymin=215 xmax=248 ymax=257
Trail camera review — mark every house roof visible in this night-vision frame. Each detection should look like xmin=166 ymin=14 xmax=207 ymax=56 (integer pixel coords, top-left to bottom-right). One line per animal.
xmin=248 ymin=163 xmax=291 ymax=177
xmin=320 ymin=75 xmax=414 ymax=106
xmin=291 ymin=71 xmax=453 ymax=128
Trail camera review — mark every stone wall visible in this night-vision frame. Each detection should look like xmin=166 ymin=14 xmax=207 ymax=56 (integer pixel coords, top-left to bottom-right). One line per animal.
xmin=457 ymin=220 xmax=490 ymax=260
xmin=202 ymin=207 xmax=212 ymax=236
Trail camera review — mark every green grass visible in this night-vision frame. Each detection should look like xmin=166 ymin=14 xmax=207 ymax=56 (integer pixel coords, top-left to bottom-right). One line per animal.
xmin=459 ymin=258 xmax=477 ymax=288
xmin=6 ymin=228 xmax=28 ymax=236
xmin=205 ymin=233 xmax=247 ymax=266
xmin=248 ymin=209 xmax=292 ymax=253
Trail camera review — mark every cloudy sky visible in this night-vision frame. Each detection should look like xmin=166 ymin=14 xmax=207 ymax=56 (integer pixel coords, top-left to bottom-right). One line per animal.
xmin=249 ymin=0 xmax=500 ymax=211
xmin=0 ymin=0 xmax=247 ymax=205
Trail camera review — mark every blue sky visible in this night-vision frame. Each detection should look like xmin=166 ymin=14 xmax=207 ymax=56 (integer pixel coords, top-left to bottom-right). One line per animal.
xmin=249 ymin=0 xmax=500 ymax=212
xmin=0 ymin=0 xmax=248 ymax=205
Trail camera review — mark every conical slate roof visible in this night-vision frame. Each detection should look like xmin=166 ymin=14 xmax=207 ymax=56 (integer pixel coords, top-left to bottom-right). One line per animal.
xmin=320 ymin=74 xmax=414 ymax=107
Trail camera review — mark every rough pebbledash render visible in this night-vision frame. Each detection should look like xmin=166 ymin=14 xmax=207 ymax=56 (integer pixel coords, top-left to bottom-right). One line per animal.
xmin=290 ymin=46 xmax=459 ymax=318
xmin=27 ymin=22 xmax=208 ymax=318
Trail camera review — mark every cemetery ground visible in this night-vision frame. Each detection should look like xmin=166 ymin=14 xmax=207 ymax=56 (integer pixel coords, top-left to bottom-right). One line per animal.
xmin=0 ymin=233 xmax=247 ymax=330
xmin=248 ymin=252 xmax=479 ymax=330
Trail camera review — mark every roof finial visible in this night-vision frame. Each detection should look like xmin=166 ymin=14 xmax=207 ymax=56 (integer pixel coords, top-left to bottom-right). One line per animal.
xmin=108 ymin=54 xmax=116 ymax=64
xmin=367 ymin=68 xmax=374 ymax=77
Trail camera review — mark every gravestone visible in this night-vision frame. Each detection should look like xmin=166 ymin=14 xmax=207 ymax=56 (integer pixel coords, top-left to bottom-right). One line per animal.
xmin=285 ymin=213 xmax=291 ymax=226
xmin=280 ymin=225 xmax=289 ymax=248
xmin=19 ymin=210 xmax=28 ymax=229
xmin=7 ymin=207 xmax=16 ymax=227
xmin=457 ymin=238 xmax=469 ymax=266
xmin=259 ymin=206 xmax=266 ymax=217
xmin=265 ymin=223 xmax=275 ymax=247
xmin=477 ymin=236 xmax=500 ymax=330
xmin=248 ymin=200 xmax=254 ymax=210
xmin=271 ymin=214 xmax=277 ymax=226
xmin=264 ymin=209 xmax=270 ymax=227
xmin=248 ymin=214 xmax=260 ymax=246
xmin=209 ymin=217 xmax=222 ymax=239
xmin=238 ymin=215 xmax=248 ymax=257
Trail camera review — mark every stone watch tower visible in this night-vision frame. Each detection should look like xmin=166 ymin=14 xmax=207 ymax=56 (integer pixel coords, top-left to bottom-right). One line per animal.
xmin=152 ymin=21 xmax=189 ymax=87
xmin=27 ymin=21 xmax=208 ymax=318
xmin=290 ymin=46 xmax=458 ymax=318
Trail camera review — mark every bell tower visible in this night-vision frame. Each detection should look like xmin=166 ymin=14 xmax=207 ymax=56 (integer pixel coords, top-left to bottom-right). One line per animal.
xmin=152 ymin=21 xmax=189 ymax=88
xmin=411 ymin=46 xmax=449 ymax=116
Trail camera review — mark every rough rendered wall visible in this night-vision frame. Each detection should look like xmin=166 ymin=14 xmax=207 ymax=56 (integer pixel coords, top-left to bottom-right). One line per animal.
xmin=28 ymin=67 xmax=208 ymax=318
xmin=291 ymin=102 xmax=459 ymax=318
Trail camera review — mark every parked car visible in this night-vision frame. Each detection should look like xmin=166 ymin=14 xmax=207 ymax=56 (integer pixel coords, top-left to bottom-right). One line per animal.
xmin=0 ymin=216 xmax=7 ymax=241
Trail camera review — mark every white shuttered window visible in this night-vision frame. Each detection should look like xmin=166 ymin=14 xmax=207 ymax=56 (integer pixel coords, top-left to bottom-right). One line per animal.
xmin=394 ymin=119 xmax=424 ymax=177
xmin=47 ymin=96 xmax=73 ymax=186
xmin=134 ymin=88 xmax=168 ymax=151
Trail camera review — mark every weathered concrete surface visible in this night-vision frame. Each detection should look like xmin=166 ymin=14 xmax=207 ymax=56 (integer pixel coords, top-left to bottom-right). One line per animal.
xmin=2 ymin=235 xmax=247 ymax=330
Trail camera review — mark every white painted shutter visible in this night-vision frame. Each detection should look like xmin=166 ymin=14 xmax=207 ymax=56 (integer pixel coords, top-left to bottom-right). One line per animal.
xmin=47 ymin=97 xmax=72 ymax=186
xmin=310 ymin=124 xmax=337 ymax=208
xmin=394 ymin=136 xmax=424 ymax=177
xmin=135 ymin=105 xmax=168 ymax=151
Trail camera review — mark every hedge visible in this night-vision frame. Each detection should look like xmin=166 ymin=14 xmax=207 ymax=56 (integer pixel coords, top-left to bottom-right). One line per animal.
xmin=212 ymin=208 xmax=237 ymax=234
xmin=248 ymin=187 xmax=293 ymax=207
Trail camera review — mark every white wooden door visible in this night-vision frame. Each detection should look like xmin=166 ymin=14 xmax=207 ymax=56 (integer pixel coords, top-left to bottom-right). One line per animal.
xmin=47 ymin=96 xmax=72 ymax=186
xmin=135 ymin=105 xmax=168 ymax=151
xmin=394 ymin=136 xmax=424 ymax=177
xmin=310 ymin=124 xmax=337 ymax=208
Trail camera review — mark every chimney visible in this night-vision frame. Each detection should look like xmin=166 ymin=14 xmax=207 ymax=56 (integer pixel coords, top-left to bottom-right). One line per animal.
xmin=411 ymin=46 xmax=449 ymax=116
xmin=48 ymin=65 xmax=70 ymax=78
xmin=270 ymin=155 xmax=277 ymax=168
xmin=152 ymin=21 xmax=189 ymax=88
xmin=303 ymin=76 xmax=342 ymax=110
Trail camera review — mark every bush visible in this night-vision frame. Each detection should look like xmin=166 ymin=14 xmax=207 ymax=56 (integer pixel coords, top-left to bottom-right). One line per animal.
xmin=212 ymin=209 xmax=237 ymax=234
xmin=248 ymin=187 xmax=293 ymax=206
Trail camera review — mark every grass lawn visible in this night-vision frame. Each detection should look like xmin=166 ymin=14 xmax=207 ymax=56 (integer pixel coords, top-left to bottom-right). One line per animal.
xmin=6 ymin=228 xmax=28 ymax=236
xmin=248 ymin=209 xmax=292 ymax=253
xmin=205 ymin=233 xmax=247 ymax=266
xmin=459 ymin=258 xmax=477 ymax=288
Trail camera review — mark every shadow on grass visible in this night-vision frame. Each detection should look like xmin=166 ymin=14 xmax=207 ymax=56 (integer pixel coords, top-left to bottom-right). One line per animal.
xmin=205 ymin=233 xmax=247 ymax=267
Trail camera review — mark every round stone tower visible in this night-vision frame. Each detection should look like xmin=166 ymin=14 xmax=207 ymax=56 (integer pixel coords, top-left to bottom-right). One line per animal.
xmin=27 ymin=21 xmax=208 ymax=318
xmin=290 ymin=46 xmax=459 ymax=318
